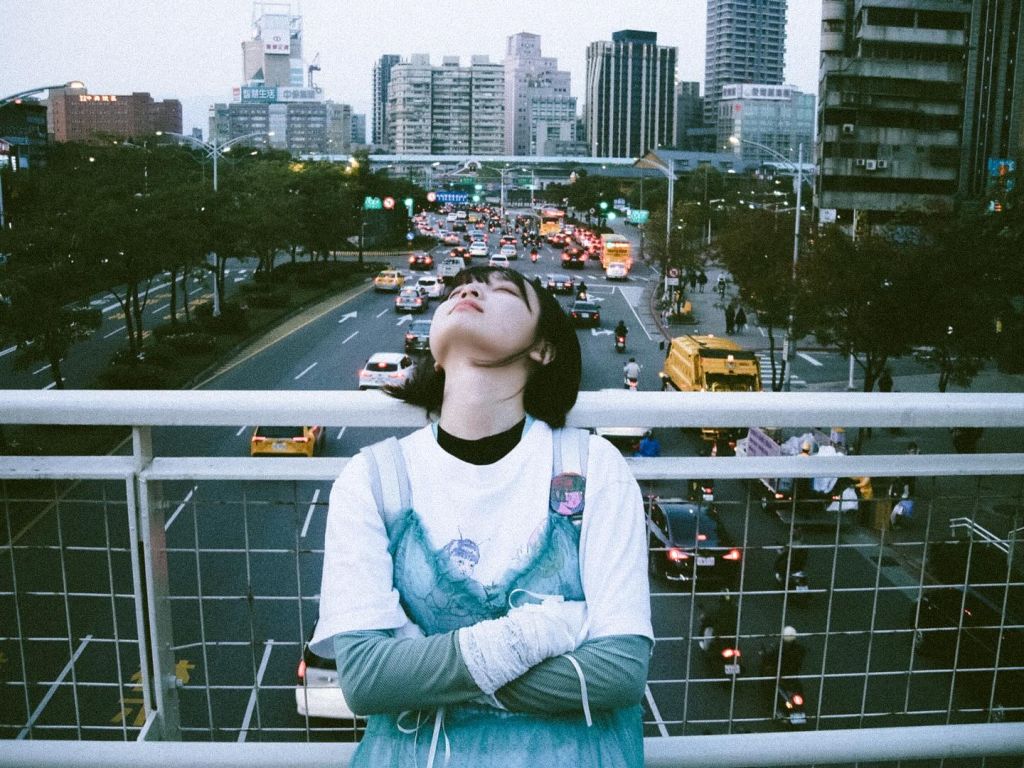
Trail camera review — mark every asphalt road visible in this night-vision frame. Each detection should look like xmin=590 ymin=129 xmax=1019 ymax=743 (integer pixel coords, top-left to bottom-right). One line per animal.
xmin=0 ymin=214 xmax=1001 ymax=743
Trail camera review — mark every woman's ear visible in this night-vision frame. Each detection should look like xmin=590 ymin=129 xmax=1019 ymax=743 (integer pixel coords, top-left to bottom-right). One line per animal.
xmin=528 ymin=340 xmax=555 ymax=366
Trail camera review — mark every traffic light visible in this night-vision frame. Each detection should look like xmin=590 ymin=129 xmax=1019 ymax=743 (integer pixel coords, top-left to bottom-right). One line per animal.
xmin=599 ymin=201 xmax=608 ymax=211
xmin=607 ymin=212 xmax=617 ymax=220
xmin=404 ymin=197 xmax=414 ymax=217
xmin=472 ymin=194 xmax=480 ymax=203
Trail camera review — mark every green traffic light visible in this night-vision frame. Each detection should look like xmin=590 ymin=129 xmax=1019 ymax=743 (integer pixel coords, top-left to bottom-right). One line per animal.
xmin=404 ymin=197 xmax=413 ymax=205
xmin=607 ymin=212 xmax=617 ymax=220
xmin=599 ymin=201 xmax=608 ymax=210
xmin=472 ymin=195 xmax=480 ymax=202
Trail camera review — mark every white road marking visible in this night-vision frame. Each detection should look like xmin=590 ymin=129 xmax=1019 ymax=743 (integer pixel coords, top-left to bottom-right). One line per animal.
xmin=342 ymin=331 xmax=358 ymax=344
xmin=237 ymin=640 xmax=275 ymax=742
xmin=337 ymin=311 xmax=358 ymax=324
xmin=32 ymin=363 xmax=51 ymax=375
xmin=18 ymin=635 xmax=93 ymax=739
xmin=42 ymin=382 xmax=57 ymax=390
xmin=164 ymin=486 xmax=197 ymax=531
xmin=0 ymin=345 xmax=16 ymax=358
xmin=151 ymin=303 xmax=170 ymax=314
xmin=102 ymin=279 xmax=172 ymax=313
xmin=294 ymin=362 xmax=318 ymax=380
xmin=375 ymin=308 xmax=389 ymax=318
xmin=336 ymin=426 xmax=347 ymax=440
xmin=236 ymin=425 xmax=248 ymax=437
xmin=798 ymin=351 xmax=823 ymax=367
xmin=644 ymin=685 xmax=670 ymax=738
xmin=300 ymin=488 xmax=321 ymax=538
xmin=189 ymin=287 xmax=204 ymax=295
xmin=759 ymin=326 xmax=767 ymax=337
xmin=396 ymin=315 xmax=412 ymax=326
xmin=590 ymin=328 xmax=613 ymax=336
xmin=104 ymin=325 xmax=126 ymax=339
xmin=234 ymin=277 xmax=245 ymax=283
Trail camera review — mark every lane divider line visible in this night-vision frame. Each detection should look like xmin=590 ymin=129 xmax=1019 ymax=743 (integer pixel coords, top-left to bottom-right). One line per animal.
xmin=237 ymin=640 xmax=275 ymax=742
xmin=798 ymin=351 xmax=824 ymax=367
xmin=294 ymin=362 xmax=318 ymax=381
xmin=300 ymin=488 xmax=321 ymax=538
xmin=375 ymin=308 xmax=389 ymax=318
xmin=336 ymin=426 xmax=346 ymax=441
xmin=1 ymin=345 xmax=17 ymax=358
xmin=32 ymin=363 xmax=51 ymax=376
xmin=104 ymin=325 xmax=126 ymax=339
xmin=18 ymin=634 xmax=94 ymax=739
xmin=165 ymin=486 xmax=198 ymax=531
xmin=644 ymin=684 xmax=670 ymax=738
xmin=236 ymin=425 xmax=248 ymax=437
xmin=342 ymin=331 xmax=358 ymax=344
xmin=42 ymin=382 xmax=57 ymax=390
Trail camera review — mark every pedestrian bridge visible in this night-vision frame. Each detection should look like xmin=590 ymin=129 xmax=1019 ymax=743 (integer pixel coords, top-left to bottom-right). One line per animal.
xmin=1 ymin=389 xmax=1022 ymax=766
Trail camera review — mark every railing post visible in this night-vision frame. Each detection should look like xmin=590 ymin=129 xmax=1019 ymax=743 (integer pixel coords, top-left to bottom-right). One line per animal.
xmin=133 ymin=426 xmax=181 ymax=740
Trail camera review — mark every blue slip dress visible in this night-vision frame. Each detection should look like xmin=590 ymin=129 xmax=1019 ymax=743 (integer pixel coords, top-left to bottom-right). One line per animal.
xmin=349 ymin=438 xmax=644 ymax=767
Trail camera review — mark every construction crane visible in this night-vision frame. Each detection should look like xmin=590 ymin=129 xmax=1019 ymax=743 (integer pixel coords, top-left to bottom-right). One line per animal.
xmin=307 ymin=52 xmax=321 ymax=89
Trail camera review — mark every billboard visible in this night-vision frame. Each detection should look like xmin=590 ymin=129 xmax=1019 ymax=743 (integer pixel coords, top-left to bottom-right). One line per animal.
xmin=988 ymin=158 xmax=1016 ymax=192
xmin=277 ymin=87 xmax=321 ymax=102
xmin=240 ymin=86 xmax=277 ymax=103
xmin=261 ymin=14 xmax=291 ymax=55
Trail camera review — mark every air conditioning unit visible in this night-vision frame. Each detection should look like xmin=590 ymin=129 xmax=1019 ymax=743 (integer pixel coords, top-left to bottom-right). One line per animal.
xmin=854 ymin=158 xmax=866 ymax=167
xmin=876 ymin=160 xmax=889 ymax=169
xmin=841 ymin=123 xmax=856 ymax=135
xmin=865 ymin=159 xmax=877 ymax=171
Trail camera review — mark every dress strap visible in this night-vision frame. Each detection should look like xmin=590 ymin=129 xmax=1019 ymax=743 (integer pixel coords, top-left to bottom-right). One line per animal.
xmin=552 ymin=427 xmax=590 ymax=479
xmin=360 ymin=437 xmax=413 ymax=530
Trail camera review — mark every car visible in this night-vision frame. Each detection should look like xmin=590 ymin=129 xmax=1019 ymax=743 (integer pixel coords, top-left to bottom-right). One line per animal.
xmin=373 ymin=270 xmax=405 ymax=292
xmin=404 ymin=318 xmax=433 ymax=354
xmin=499 ymin=244 xmax=518 ymax=260
xmin=469 ymin=231 xmax=486 ymax=243
xmin=395 ymin=286 xmax=427 ymax=313
xmin=359 ymin=352 xmax=415 ymax=390
xmin=416 ymin=275 xmax=444 ymax=299
xmin=442 ymin=233 xmax=461 ymax=246
xmin=545 ymin=273 xmax=576 ymax=295
xmin=606 ymin=261 xmax=629 ymax=280
xmin=439 ymin=256 xmax=467 ymax=282
xmin=646 ymin=499 xmax=742 ymax=586
xmin=250 ymin=426 xmax=323 ymax=458
xmin=408 ymin=252 xmax=434 ymax=271
xmin=569 ymin=300 xmax=601 ymax=326
xmin=446 ymin=212 xmax=458 ymax=223
xmin=449 ymin=246 xmax=470 ymax=261
xmin=295 ymin=621 xmax=362 ymax=728
xmin=561 ymin=246 xmax=587 ymax=269
xmin=499 ymin=235 xmax=518 ymax=247
xmin=489 ymin=253 xmax=510 ymax=268
xmin=469 ymin=241 xmax=489 ymax=259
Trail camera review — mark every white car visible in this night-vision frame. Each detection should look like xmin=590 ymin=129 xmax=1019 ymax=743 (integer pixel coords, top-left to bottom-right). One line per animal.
xmin=468 ymin=241 xmax=489 ymax=259
xmin=606 ymin=261 xmax=629 ymax=280
xmin=416 ymin=275 xmax=445 ymax=299
xmin=489 ymin=253 xmax=510 ymax=268
xmin=499 ymin=244 xmax=518 ymax=260
xmin=358 ymin=352 xmax=415 ymax=390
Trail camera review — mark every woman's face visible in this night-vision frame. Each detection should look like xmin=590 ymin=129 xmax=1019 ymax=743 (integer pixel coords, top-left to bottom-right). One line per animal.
xmin=429 ymin=270 xmax=542 ymax=367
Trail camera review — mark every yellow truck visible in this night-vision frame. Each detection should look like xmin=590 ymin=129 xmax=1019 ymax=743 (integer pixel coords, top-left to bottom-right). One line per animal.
xmin=659 ymin=335 xmax=762 ymax=441
xmin=599 ymin=234 xmax=632 ymax=279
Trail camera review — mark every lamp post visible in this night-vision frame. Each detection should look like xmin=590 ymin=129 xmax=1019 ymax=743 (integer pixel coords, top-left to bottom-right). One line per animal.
xmin=730 ymin=136 xmax=804 ymax=391
xmin=636 ymin=153 xmax=677 ymax=297
xmin=156 ymin=130 xmax=272 ymax=315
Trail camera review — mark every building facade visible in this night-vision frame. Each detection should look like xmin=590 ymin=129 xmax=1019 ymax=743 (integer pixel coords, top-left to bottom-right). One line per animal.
xmin=503 ymin=32 xmax=576 ymax=155
xmin=372 ymin=54 xmax=401 ymax=149
xmin=46 ymin=84 xmax=181 ymax=143
xmin=387 ymin=55 xmax=505 ymax=155
xmin=584 ymin=30 xmax=677 ymax=157
xmin=704 ymin=0 xmax=787 ymax=127
xmin=675 ymin=81 xmax=704 ymax=148
xmin=719 ymin=83 xmax=815 ymax=165
xmin=351 ymin=113 xmax=367 ymax=146
xmin=816 ymin=0 xmax=973 ymax=224
xmin=241 ymin=3 xmax=304 ymax=88
xmin=0 ymin=99 xmax=49 ymax=167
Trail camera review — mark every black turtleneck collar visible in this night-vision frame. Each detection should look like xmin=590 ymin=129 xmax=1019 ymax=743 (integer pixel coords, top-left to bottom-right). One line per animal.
xmin=436 ymin=418 xmax=527 ymax=465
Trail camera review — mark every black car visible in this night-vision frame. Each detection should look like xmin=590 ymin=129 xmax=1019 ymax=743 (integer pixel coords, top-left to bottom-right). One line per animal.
xmin=569 ymin=300 xmax=601 ymax=327
xmin=646 ymin=499 xmax=742 ymax=587
xmin=545 ymin=273 xmax=576 ymax=295
xmin=408 ymin=252 xmax=434 ymax=271
xmin=561 ymin=246 xmax=587 ymax=269
xmin=404 ymin=318 xmax=432 ymax=354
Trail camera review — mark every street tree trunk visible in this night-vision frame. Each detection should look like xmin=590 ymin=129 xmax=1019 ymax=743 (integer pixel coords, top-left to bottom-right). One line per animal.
xmin=180 ymin=270 xmax=191 ymax=325
xmin=168 ymin=266 xmax=178 ymax=326
xmin=45 ymin=328 xmax=64 ymax=389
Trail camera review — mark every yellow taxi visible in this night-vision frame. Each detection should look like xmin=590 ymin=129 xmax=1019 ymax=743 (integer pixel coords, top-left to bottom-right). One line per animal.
xmin=373 ymin=270 xmax=406 ymax=292
xmin=250 ymin=426 xmax=324 ymax=458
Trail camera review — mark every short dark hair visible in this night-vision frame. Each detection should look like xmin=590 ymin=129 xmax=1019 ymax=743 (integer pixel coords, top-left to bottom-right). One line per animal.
xmin=387 ymin=266 xmax=581 ymax=427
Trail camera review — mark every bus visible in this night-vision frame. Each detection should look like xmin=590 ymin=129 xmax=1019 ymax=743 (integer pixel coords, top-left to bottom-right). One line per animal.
xmin=538 ymin=208 xmax=565 ymax=237
xmin=600 ymin=233 xmax=633 ymax=277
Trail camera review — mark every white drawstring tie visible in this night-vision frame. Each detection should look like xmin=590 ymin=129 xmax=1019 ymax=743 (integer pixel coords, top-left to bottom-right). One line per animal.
xmin=396 ymin=707 xmax=450 ymax=768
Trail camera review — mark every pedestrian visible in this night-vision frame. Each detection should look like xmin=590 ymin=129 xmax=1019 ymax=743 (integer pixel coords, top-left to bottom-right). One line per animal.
xmin=877 ymin=367 xmax=893 ymax=393
xmin=725 ymin=304 xmax=736 ymax=334
xmin=689 ymin=272 xmax=697 ymax=291
xmin=698 ymin=270 xmax=708 ymax=292
xmin=312 ymin=265 xmax=653 ymax=768
xmin=735 ymin=306 xmax=747 ymax=333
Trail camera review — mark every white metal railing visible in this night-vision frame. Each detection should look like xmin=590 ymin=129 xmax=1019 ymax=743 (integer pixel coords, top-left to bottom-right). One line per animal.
xmin=2 ymin=389 xmax=1023 ymax=766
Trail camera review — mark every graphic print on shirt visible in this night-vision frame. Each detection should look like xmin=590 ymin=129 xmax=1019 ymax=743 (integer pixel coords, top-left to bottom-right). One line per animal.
xmin=550 ymin=472 xmax=586 ymax=521
xmin=442 ymin=536 xmax=481 ymax=578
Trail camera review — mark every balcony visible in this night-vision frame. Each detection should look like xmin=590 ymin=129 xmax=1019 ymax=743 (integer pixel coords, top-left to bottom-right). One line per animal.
xmin=2 ymin=389 xmax=1023 ymax=766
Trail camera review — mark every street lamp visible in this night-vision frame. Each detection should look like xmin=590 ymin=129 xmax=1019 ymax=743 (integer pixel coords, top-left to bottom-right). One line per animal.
xmin=730 ymin=135 xmax=804 ymax=391
xmin=635 ymin=153 xmax=677 ymax=297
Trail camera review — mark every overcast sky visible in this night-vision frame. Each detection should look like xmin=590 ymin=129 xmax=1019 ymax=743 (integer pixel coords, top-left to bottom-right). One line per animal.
xmin=2 ymin=1 xmax=822 ymax=135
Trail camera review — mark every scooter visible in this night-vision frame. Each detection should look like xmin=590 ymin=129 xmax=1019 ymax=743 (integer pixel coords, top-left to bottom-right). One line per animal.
xmin=615 ymin=333 xmax=626 ymax=353
xmin=530 ymin=249 xmax=539 ymax=263
xmin=774 ymin=681 xmax=807 ymax=727
xmin=697 ymin=610 xmax=742 ymax=679
xmin=624 ymin=376 xmax=639 ymax=391
xmin=888 ymin=478 xmax=915 ymax=528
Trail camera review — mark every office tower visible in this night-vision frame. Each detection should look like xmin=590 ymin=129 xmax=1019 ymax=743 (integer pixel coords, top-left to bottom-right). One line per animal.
xmin=503 ymin=32 xmax=576 ymax=155
xmin=817 ymin=1 xmax=973 ymax=225
xmin=719 ymin=83 xmax=814 ymax=165
xmin=46 ymin=84 xmax=181 ymax=142
xmin=704 ymin=0 xmax=787 ymax=126
xmin=675 ymin=81 xmax=704 ymax=148
xmin=387 ymin=55 xmax=505 ymax=155
xmin=242 ymin=2 xmax=304 ymax=89
xmin=585 ymin=30 xmax=677 ymax=157
xmin=373 ymin=54 xmax=401 ymax=149
xmin=351 ymin=114 xmax=367 ymax=146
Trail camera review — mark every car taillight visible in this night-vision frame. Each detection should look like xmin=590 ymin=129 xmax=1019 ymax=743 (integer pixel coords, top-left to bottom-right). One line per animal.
xmin=297 ymin=659 xmax=306 ymax=680
xmin=408 ymin=257 xmax=415 ymax=264
xmin=696 ymin=533 xmax=707 ymax=541
xmin=721 ymin=648 xmax=741 ymax=659
xmin=293 ymin=436 xmax=308 ymax=443
xmin=723 ymin=548 xmax=742 ymax=561
xmin=792 ymin=693 xmax=804 ymax=706
xmin=406 ymin=333 xmax=414 ymax=340
xmin=252 ymin=436 xmax=266 ymax=442
xmin=774 ymin=492 xmax=785 ymax=499
xmin=667 ymin=547 xmax=688 ymax=562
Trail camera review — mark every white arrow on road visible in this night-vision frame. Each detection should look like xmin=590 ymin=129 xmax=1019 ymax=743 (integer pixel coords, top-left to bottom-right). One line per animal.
xmin=396 ymin=315 xmax=413 ymax=326
xmin=338 ymin=311 xmax=358 ymax=324
xmin=591 ymin=328 xmax=614 ymax=337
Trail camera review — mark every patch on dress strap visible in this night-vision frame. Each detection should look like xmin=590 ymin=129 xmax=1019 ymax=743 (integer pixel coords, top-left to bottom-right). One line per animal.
xmin=550 ymin=472 xmax=586 ymax=520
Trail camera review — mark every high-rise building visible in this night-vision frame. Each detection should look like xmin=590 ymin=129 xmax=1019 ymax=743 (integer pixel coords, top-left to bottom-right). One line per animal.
xmin=503 ymin=32 xmax=576 ymax=155
xmin=584 ymin=30 xmax=677 ymax=157
xmin=242 ymin=2 xmax=304 ymax=88
xmin=960 ymin=0 xmax=1024 ymax=203
xmin=387 ymin=55 xmax=505 ymax=155
xmin=351 ymin=113 xmax=367 ymax=146
xmin=0 ymin=98 xmax=48 ymax=167
xmin=704 ymin=0 xmax=787 ymax=127
xmin=719 ymin=83 xmax=815 ymax=165
xmin=46 ymin=84 xmax=181 ymax=143
xmin=816 ymin=1 xmax=973 ymax=224
xmin=372 ymin=54 xmax=401 ymax=149
xmin=675 ymin=81 xmax=703 ymax=148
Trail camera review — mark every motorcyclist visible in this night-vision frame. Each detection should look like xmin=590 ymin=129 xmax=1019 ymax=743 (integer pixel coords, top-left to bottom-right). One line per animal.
xmin=614 ymin=320 xmax=629 ymax=340
xmin=634 ymin=430 xmax=661 ymax=458
xmin=576 ymin=280 xmax=589 ymax=300
xmin=889 ymin=441 xmax=919 ymax=501
xmin=623 ymin=357 xmax=641 ymax=388
xmin=774 ymin=530 xmax=808 ymax=583
xmin=529 ymin=247 xmax=539 ymax=262
xmin=699 ymin=589 xmax=738 ymax=651
xmin=762 ymin=626 xmax=806 ymax=679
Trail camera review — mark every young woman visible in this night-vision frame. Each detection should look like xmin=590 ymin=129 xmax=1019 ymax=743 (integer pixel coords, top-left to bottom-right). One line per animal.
xmin=311 ymin=266 xmax=653 ymax=767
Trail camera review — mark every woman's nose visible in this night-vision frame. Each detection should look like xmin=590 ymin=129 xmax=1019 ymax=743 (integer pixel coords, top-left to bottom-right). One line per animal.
xmin=456 ymin=285 xmax=480 ymax=299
